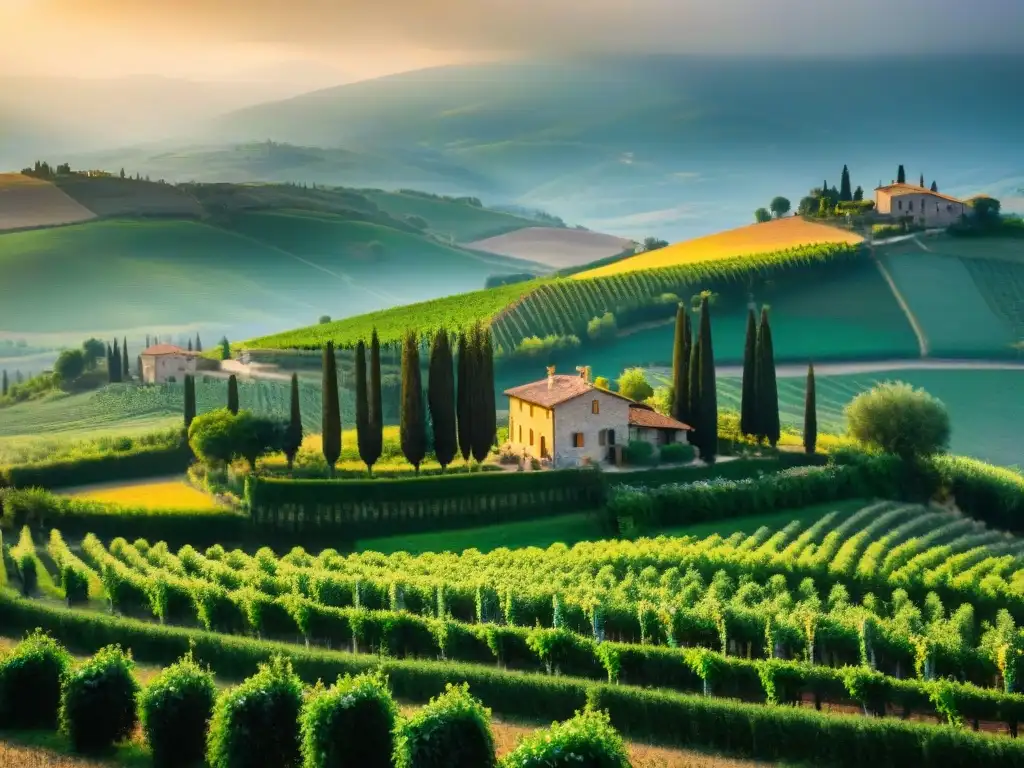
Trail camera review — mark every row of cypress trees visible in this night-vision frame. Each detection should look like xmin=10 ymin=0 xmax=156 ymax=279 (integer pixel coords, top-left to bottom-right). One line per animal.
xmin=669 ymin=297 xmax=819 ymax=459
xmin=106 ymin=338 xmax=130 ymax=383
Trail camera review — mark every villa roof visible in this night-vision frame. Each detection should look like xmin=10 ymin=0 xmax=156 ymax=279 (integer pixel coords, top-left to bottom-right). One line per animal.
xmin=874 ymin=183 xmax=963 ymax=204
xmin=140 ymin=344 xmax=195 ymax=357
xmin=504 ymin=374 xmax=633 ymax=409
xmin=628 ymin=403 xmax=692 ymax=431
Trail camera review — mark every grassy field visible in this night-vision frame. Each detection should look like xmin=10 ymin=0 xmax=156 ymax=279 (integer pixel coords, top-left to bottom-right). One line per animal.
xmin=0 ymin=174 xmax=96 ymax=232
xmin=60 ymin=477 xmax=221 ymax=510
xmin=576 ymin=217 xmax=864 ymax=279
xmin=467 ymin=226 xmax=636 ymax=269
xmin=362 ymin=190 xmax=538 ymax=242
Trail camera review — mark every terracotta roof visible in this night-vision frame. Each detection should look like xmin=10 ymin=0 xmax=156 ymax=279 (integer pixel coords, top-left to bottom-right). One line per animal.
xmin=140 ymin=344 xmax=195 ymax=357
xmin=874 ymin=183 xmax=964 ymax=204
xmin=628 ymin=403 xmax=691 ymax=431
xmin=503 ymin=374 xmax=633 ymax=409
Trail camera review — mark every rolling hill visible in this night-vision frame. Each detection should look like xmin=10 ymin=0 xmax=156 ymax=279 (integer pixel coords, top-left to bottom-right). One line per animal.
xmin=0 ymin=173 xmax=96 ymax=232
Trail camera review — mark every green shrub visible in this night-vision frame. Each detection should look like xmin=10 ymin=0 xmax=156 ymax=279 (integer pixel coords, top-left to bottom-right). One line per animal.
xmin=16 ymin=551 xmax=37 ymax=596
xmin=299 ymin=672 xmax=398 ymax=768
xmin=1 ymin=440 xmax=191 ymax=490
xmin=60 ymin=645 xmax=140 ymax=753
xmin=623 ymin=440 xmax=655 ymax=466
xmin=394 ymin=683 xmax=496 ymax=768
xmin=658 ymin=443 xmax=694 ymax=464
xmin=0 ymin=630 xmax=72 ymax=729
xmin=140 ymin=651 xmax=217 ymax=768
xmin=60 ymin=564 xmax=90 ymax=605
xmin=845 ymin=382 xmax=950 ymax=459
xmin=207 ymin=655 xmax=304 ymax=768
xmin=499 ymin=709 xmax=629 ymax=768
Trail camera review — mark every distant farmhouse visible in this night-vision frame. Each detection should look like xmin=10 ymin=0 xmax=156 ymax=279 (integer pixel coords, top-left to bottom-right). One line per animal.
xmin=874 ymin=181 xmax=967 ymax=228
xmin=140 ymin=344 xmax=197 ymax=384
xmin=504 ymin=367 xmax=690 ymax=468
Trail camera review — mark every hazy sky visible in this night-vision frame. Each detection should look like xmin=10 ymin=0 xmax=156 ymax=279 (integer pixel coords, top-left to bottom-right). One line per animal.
xmin=2 ymin=0 xmax=1020 ymax=84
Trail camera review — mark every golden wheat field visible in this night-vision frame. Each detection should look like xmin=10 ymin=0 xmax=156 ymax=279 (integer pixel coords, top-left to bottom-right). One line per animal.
xmin=61 ymin=478 xmax=221 ymax=509
xmin=576 ymin=216 xmax=864 ymax=279
xmin=0 ymin=173 xmax=97 ymax=232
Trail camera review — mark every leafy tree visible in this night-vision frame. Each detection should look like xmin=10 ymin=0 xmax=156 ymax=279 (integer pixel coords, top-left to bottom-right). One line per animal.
xmin=839 ymin=165 xmax=852 ymax=201
xmin=616 ymin=368 xmax=654 ymax=402
xmin=754 ymin=208 xmax=772 ymax=223
xmin=53 ymin=349 xmax=86 ymax=384
xmin=283 ymin=373 xmax=303 ymax=470
xmin=642 ymin=237 xmax=669 ymax=251
xmin=227 ymin=375 xmax=239 ymax=414
xmin=219 ymin=337 xmax=231 ymax=361
xmin=804 ymin=363 xmax=817 ymax=454
xmin=797 ymin=196 xmax=818 ymax=215
xmin=183 ymin=375 xmax=196 ymax=431
xmin=321 ymin=342 xmax=341 ymax=476
xmin=400 ymin=331 xmax=426 ymax=472
xmin=586 ymin=312 xmax=617 ymax=342
xmin=121 ymin=337 xmax=129 ymax=381
xmin=355 ymin=340 xmax=371 ymax=472
xmin=456 ymin=331 xmax=472 ymax=461
xmin=930 ymin=181 xmax=938 ymax=193
xmin=594 ymin=375 xmax=611 ymax=389
xmin=670 ymin=303 xmax=691 ymax=424
xmin=897 ymin=164 xmax=906 ymax=184
xmin=694 ymin=295 xmax=717 ymax=461
xmin=60 ymin=645 xmax=139 ymax=754
xmin=739 ymin=307 xmax=758 ymax=437
xmin=853 ymin=186 xmax=864 ymax=202
xmin=845 ymin=381 xmax=950 ymax=459
xmin=428 ymin=332 xmax=457 ymax=470
xmin=755 ymin=307 xmax=780 ymax=447
xmin=139 ymin=651 xmax=216 ymax=768
xmin=319 ymin=315 xmax=332 ymax=325
xmin=188 ymin=409 xmax=237 ymax=466
xmin=234 ymin=411 xmax=285 ymax=471
xmin=817 ymin=195 xmax=831 ymax=217
xmin=366 ymin=330 xmax=384 ymax=474
xmin=82 ymin=338 xmax=105 ymax=370
xmin=970 ymin=196 xmax=1001 ymax=222
xmin=769 ymin=196 xmax=791 ymax=218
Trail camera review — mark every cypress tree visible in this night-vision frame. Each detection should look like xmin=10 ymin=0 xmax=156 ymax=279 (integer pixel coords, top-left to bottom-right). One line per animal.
xmin=919 ymin=172 xmax=925 ymax=188
xmin=121 ymin=337 xmax=129 ymax=381
xmin=686 ymin=315 xmax=700 ymax=446
xmin=355 ymin=340 xmax=371 ymax=471
xmin=145 ymin=334 xmax=151 ymax=349
xmin=321 ymin=341 xmax=341 ymax=476
xmin=183 ymin=375 xmax=196 ymax=431
xmin=839 ymin=164 xmax=852 ymax=202
xmin=456 ymin=331 xmax=472 ymax=460
xmin=467 ymin=323 xmax=490 ymax=463
xmin=930 ymin=180 xmax=938 ymax=193
xmin=2 ymin=370 xmax=7 ymax=397
xmin=106 ymin=343 xmax=113 ymax=382
xmin=187 ymin=339 xmax=193 ymax=352
xmin=897 ymin=165 xmax=906 ymax=184
xmin=479 ymin=327 xmax=497 ymax=456
xmin=695 ymin=295 xmax=717 ymax=462
xmin=366 ymin=330 xmax=383 ymax=474
xmin=137 ymin=356 xmax=142 ymax=382
xmin=670 ymin=304 xmax=691 ymax=423
xmin=227 ymin=375 xmax=239 ymax=414
xmin=111 ymin=339 xmax=121 ymax=382
xmin=400 ymin=331 xmax=426 ymax=472
xmin=804 ymin=363 xmax=817 ymax=454
xmin=283 ymin=373 xmax=303 ymax=470
xmin=739 ymin=307 xmax=758 ymax=437
xmin=195 ymin=334 xmax=202 ymax=353
xmin=756 ymin=307 xmax=780 ymax=448
xmin=428 ymin=331 xmax=457 ymax=470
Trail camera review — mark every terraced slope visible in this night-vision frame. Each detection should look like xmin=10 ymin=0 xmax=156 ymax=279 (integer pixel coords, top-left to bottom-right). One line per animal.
xmin=0 ymin=173 xmax=96 ymax=231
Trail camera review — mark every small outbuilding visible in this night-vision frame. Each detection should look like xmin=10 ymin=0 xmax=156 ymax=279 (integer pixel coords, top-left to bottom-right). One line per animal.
xmin=627 ymin=403 xmax=691 ymax=446
xmin=139 ymin=344 xmax=197 ymax=384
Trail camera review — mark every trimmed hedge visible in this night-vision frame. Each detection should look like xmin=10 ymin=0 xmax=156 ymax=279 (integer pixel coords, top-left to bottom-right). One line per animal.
xmin=1 ymin=441 xmax=193 ymax=490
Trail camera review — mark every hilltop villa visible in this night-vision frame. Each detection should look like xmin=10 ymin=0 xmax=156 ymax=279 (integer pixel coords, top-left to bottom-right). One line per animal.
xmin=504 ymin=367 xmax=690 ymax=467
xmin=140 ymin=344 xmax=198 ymax=384
xmin=874 ymin=182 xmax=967 ymax=228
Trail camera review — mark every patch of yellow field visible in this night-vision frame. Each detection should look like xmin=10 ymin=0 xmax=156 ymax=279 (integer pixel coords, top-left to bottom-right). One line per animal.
xmin=0 ymin=173 xmax=97 ymax=232
xmin=64 ymin=478 xmax=220 ymax=509
xmin=575 ymin=217 xmax=863 ymax=279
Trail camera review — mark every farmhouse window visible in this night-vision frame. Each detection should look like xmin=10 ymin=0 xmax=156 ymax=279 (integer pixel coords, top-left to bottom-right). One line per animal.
xmin=573 ymin=432 xmax=585 ymax=448
xmin=519 ymin=400 xmax=523 ymax=412
xmin=898 ymin=200 xmax=903 ymax=210
xmin=908 ymin=200 xmax=914 ymax=211
xmin=518 ymin=426 xmax=522 ymax=442
xmin=592 ymin=399 xmax=600 ymax=414
xmin=947 ymin=204 xmax=953 ymax=211
xmin=530 ymin=405 xmax=534 ymax=417
xmin=530 ymin=429 xmax=534 ymax=446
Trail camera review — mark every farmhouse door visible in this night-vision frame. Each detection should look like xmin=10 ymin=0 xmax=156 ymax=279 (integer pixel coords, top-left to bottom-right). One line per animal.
xmin=540 ymin=436 xmax=547 ymax=458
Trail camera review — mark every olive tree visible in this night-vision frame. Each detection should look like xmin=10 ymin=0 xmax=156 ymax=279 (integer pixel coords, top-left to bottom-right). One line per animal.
xmin=845 ymin=381 xmax=950 ymax=459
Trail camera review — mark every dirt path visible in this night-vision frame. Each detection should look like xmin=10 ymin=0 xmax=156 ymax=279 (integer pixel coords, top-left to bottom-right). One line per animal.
xmin=649 ymin=357 xmax=1024 ymax=380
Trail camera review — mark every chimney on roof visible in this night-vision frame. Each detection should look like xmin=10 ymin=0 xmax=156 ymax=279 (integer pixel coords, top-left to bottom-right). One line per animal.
xmin=546 ymin=365 xmax=556 ymax=390
xmin=576 ymin=365 xmax=591 ymax=383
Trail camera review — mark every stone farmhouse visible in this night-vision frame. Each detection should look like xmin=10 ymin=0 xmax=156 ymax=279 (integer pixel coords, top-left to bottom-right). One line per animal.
xmin=504 ymin=367 xmax=690 ymax=468
xmin=140 ymin=344 xmax=197 ymax=384
xmin=874 ymin=182 xmax=967 ymax=228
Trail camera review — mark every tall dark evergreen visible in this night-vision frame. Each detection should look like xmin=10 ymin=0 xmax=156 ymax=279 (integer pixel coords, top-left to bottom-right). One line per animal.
xmin=282 ymin=373 xmax=303 ymax=470
xmin=804 ymin=363 xmax=817 ymax=455
xmin=121 ymin=337 xmax=129 ymax=381
xmin=400 ymin=331 xmax=426 ymax=472
xmin=670 ymin=304 xmax=691 ymax=423
xmin=187 ymin=339 xmax=193 ymax=352
xmin=321 ymin=341 xmax=341 ymax=475
xmin=467 ymin=323 xmax=490 ymax=463
xmin=478 ymin=327 xmax=497 ymax=457
xmin=227 ymin=375 xmax=239 ymax=414
xmin=755 ymin=308 xmax=780 ymax=447
xmin=366 ymin=330 xmax=383 ymax=474
xmin=686 ymin=315 xmax=701 ymax=446
xmin=145 ymin=334 xmax=151 ymax=349
xmin=428 ymin=331 xmax=457 ymax=470
xmin=111 ymin=339 xmax=122 ymax=382
xmin=694 ymin=295 xmax=717 ymax=462
xmin=2 ymin=370 xmax=7 ymax=397
xmin=183 ymin=375 xmax=196 ymax=431
xmin=919 ymin=172 xmax=925 ymax=188
xmin=136 ymin=356 xmax=142 ymax=380
xmin=456 ymin=331 xmax=472 ymax=460
xmin=839 ymin=165 xmax=852 ymax=202
xmin=897 ymin=165 xmax=906 ymax=184
xmin=930 ymin=180 xmax=938 ymax=193
xmin=195 ymin=334 xmax=202 ymax=353
xmin=355 ymin=340 xmax=372 ymax=471
xmin=739 ymin=307 xmax=758 ymax=437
